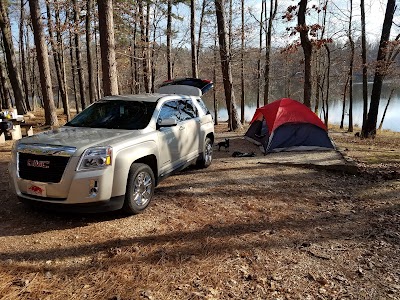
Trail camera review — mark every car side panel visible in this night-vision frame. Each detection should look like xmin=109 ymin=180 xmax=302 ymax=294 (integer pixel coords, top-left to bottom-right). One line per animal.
xmin=179 ymin=118 xmax=201 ymax=160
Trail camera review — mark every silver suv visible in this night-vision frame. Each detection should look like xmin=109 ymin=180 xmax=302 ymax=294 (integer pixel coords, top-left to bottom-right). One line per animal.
xmin=9 ymin=78 xmax=214 ymax=214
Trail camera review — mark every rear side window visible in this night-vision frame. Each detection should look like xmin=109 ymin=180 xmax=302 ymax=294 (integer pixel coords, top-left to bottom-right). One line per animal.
xmin=196 ymin=98 xmax=210 ymax=115
xmin=178 ymin=100 xmax=198 ymax=121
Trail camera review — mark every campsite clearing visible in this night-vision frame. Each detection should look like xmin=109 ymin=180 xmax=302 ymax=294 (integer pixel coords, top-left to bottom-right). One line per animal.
xmin=0 ymin=121 xmax=399 ymax=299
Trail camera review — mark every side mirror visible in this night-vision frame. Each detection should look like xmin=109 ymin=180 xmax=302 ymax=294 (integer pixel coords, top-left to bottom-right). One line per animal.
xmin=157 ymin=118 xmax=178 ymax=128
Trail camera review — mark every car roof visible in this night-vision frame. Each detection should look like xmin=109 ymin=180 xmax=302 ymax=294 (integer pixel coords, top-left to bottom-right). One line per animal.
xmin=102 ymin=94 xmax=163 ymax=103
xmin=101 ymin=93 xmax=195 ymax=103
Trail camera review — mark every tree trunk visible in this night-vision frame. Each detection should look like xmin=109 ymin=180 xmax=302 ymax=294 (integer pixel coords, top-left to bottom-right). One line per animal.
xmin=191 ymin=0 xmax=198 ymax=78
xmin=228 ymin=0 xmax=232 ymax=52
xmin=196 ymin=0 xmax=207 ymax=72
xmin=73 ymin=0 xmax=87 ymax=108
xmin=323 ymin=44 xmax=331 ymax=127
xmin=0 ymin=61 xmax=12 ymax=108
xmin=340 ymin=76 xmax=349 ymax=129
xmin=256 ymin=0 xmax=264 ymax=108
xmin=55 ymin=6 xmax=70 ymax=119
xmin=145 ymin=2 xmax=151 ymax=91
xmin=347 ymin=0 xmax=354 ymax=133
xmin=378 ymin=88 xmax=395 ymax=130
xmin=151 ymin=5 xmax=157 ymax=93
xmin=94 ymin=20 xmax=102 ymax=99
xmin=130 ymin=21 xmax=136 ymax=93
xmin=98 ymin=0 xmax=119 ymax=96
xmin=362 ymin=0 xmax=396 ymax=138
xmin=360 ymin=0 xmax=368 ymax=133
xmin=298 ymin=0 xmax=312 ymax=108
xmin=68 ymin=15 xmax=79 ymax=113
xmin=86 ymin=0 xmax=96 ymax=103
xmin=316 ymin=0 xmax=329 ymax=119
xmin=0 ymin=0 xmax=27 ymax=114
xmin=213 ymin=28 xmax=218 ymax=126
xmin=28 ymin=0 xmax=59 ymax=126
xmin=214 ymin=0 xmax=242 ymax=131
xmin=166 ymin=0 xmax=172 ymax=80
xmin=263 ymin=0 xmax=277 ymax=105
xmin=240 ymin=0 xmax=245 ymax=124
xmin=138 ymin=1 xmax=150 ymax=93
xmin=19 ymin=0 xmax=31 ymax=111
xmin=133 ymin=10 xmax=140 ymax=94
xmin=46 ymin=1 xmax=70 ymax=121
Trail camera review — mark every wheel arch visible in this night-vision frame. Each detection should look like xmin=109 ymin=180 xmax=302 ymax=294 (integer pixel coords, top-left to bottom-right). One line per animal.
xmin=111 ymin=143 xmax=159 ymax=196
xmin=206 ymin=132 xmax=214 ymax=144
xmin=133 ymin=155 xmax=158 ymax=185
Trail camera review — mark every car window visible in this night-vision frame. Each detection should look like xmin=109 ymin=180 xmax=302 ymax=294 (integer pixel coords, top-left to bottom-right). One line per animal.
xmin=158 ymin=101 xmax=179 ymax=122
xmin=65 ymin=100 xmax=156 ymax=129
xmin=178 ymin=100 xmax=198 ymax=121
xmin=196 ymin=98 xmax=210 ymax=115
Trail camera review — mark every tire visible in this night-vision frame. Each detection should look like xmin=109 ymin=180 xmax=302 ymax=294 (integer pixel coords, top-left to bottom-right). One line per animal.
xmin=123 ymin=163 xmax=155 ymax=214
xmin=197 ymin=137 xmax=213 ymax=168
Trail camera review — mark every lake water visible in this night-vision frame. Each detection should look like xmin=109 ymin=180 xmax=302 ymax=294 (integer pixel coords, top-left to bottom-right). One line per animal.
xmin=207 ymin=83 xmax=400 ymax=132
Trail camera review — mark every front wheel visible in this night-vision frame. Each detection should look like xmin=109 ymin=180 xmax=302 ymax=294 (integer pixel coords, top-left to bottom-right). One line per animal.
xmin=123 ymin=163 xmax=155 ymax=214
xmin=197 ymin=137 xmax=213 ymax=168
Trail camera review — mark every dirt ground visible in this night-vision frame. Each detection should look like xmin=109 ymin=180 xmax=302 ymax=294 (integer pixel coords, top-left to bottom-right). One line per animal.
xmin=0 ymin=116 xmax=399 ymax=300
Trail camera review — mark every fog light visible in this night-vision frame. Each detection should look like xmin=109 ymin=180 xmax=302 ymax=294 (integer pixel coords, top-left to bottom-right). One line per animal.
xmin=89 ymin=180 xmax=98 ymax=198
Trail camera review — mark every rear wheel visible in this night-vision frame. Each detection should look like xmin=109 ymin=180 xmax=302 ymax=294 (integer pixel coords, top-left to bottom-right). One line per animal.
xmin=197 ymin=137 xmax=213 ymax=168
xmin=123 ymin=163 xmax=155 ymax=214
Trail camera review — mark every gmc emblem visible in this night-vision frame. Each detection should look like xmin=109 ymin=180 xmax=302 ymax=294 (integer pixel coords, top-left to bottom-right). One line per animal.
xmin=27 ymin=159 xmax=50 ymax=169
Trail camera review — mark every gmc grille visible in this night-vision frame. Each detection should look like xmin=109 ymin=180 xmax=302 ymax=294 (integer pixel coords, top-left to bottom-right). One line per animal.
xmin=18 ymin=153 xmax=70 ymax=183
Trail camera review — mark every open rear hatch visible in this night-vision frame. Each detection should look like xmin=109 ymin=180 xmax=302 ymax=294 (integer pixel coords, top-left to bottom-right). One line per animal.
xmin=157 ymin=78 xmax=213 ymax=96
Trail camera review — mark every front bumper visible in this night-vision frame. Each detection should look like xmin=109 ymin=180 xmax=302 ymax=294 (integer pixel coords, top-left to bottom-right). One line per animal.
xmin=17 ymin=195 xmax=125 ymax=213
xmin=9 ymin=158 xmax=125 ymax=213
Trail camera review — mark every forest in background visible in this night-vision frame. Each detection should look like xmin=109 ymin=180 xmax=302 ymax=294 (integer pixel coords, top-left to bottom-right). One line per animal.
xmin=0 ymin=0 xmax=398 ymax=136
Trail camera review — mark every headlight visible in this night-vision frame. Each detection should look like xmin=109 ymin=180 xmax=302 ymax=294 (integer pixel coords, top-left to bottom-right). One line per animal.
xmin=77 ymin=146 xmax=112 ymax=171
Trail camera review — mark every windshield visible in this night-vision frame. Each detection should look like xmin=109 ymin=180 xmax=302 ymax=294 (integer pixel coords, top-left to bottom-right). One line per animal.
xmin=65 ymin=100 xmax=156 ymax=129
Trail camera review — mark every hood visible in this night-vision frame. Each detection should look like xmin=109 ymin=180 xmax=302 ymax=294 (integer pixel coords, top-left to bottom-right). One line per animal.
xmin=17 ymin=127 xmax=144 ymax=155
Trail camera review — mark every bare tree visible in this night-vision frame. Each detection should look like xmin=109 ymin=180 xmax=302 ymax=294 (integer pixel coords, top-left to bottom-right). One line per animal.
xmin=360 ymin=0 xmax=368 ymax=132
xmin=0 ymin=60 xmax=11 ymax=109
xmin=19 ymin=0 xmax=31 ymax=111
xmin=73 ymin=0 xmax=87 ymax=108
xmin=213 ymin=26 xmax=218 ymax=125
xmin=214 ymin=0 xmax=242 ymax=131
xmin=28 ymin=0 xmax=59 ymax=126
xmin=256 ymin=0 xmax=265 ymax=108
xmin=196 ymin=0 xmax=207 ymax=72
xmin=98 ymin=0 xmax=119 ymax=96
xmin=191 ymin=0 xmax=198 ymax=77
xmin=138 ymin=0 xmax=150 ymax=93
xmin=166 ymin=0 xmax=172 ymax=80
xmin=86 ymin=0 xmax=96 ymax=102
xmin=298 ymin=0 xmax=312 ymax=108
xmin=0 ymin=0 xmax=27 ymax=114
xmin=362 ymin=0 xmax=396 ymax=138
xmin=130 ymin=6 xmax=140 ymax=93
xmin=240 ymin=0 xmax=245 ymax=124
xmin=46 ymin=0 xmax=70 ymax=120
xmin=347 ymin=0 xmax=354 ymax=133
xmin=378 ymin=88 xmax=396 ymax=130
xmin=263 ymin=0 xmax=277 ymax=105
xmin=68 ymin=9 xmax=79 ymax=113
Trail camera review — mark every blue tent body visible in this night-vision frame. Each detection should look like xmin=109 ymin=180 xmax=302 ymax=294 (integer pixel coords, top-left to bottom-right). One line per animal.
xmin=267 ymin=123 xmax=335 ymax=153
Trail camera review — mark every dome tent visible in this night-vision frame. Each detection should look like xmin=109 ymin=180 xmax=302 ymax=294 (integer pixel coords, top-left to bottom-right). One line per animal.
xmin=244 ymin=98 xmax=335 ymax=153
